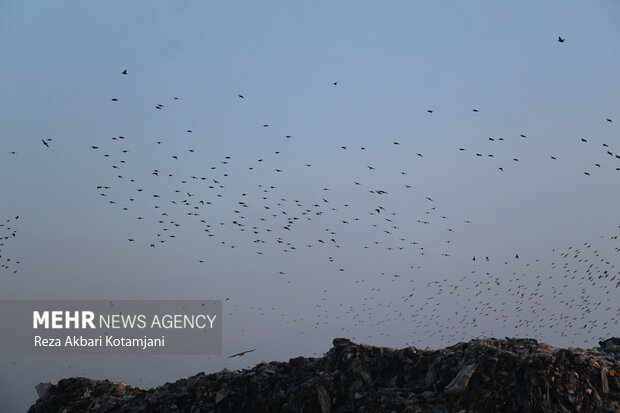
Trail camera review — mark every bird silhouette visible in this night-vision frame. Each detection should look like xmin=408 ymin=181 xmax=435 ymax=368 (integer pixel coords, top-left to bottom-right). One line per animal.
xmin=228 ymin=349 xmax=256 ymax=358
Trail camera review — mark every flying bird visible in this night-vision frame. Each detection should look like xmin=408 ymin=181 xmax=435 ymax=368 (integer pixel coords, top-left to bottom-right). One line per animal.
xmin=228 ymin=349 xmax=256 ymax=358
xmin=558 ymin=36 xmax=565 ymax=43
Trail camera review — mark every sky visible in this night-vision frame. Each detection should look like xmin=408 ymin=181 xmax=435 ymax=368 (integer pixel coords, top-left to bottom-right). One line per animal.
xmin=1 ymin=1 xmax=619 ymax=410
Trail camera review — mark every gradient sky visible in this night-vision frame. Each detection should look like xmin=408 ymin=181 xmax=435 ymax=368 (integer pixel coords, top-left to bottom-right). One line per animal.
xmin=1 ymin=1 xmax=619 ymax=410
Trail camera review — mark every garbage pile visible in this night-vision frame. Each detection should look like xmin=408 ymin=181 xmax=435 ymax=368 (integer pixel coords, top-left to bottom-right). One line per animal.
xmin=29 ymin=337 xmax=620 ymax=412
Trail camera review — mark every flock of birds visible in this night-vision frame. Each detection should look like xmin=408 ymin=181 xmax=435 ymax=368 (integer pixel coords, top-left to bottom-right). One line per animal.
xmin=3 ymin=35 xmax=619 ymax=353
xmin=0 ymin=216 xmax=19 ymax=274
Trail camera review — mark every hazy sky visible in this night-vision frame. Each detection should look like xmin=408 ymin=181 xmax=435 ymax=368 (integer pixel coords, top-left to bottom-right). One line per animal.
xmin=1 ymin=1 xmax=619 ymax=411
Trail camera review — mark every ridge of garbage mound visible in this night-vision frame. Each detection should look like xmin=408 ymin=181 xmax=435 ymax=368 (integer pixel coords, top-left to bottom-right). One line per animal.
xmin=29 ymin=337 xmax=620 ymax=413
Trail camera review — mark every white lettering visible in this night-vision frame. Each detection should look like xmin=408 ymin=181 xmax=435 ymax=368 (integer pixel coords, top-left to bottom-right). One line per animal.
xmin=65 ymin=311 xmax=79 ymax=328
xmin=51 ymin=311 xmax=63 ymax=328
xmin=33 ymin=311 xmax=49 ymax=329
xmin=34 ymin=336 xmax=61 ymax=346
xmin=82 ymin=311 xmax=95 ymax=328
xmin=206 ymin=314 xmax=216 ymax=328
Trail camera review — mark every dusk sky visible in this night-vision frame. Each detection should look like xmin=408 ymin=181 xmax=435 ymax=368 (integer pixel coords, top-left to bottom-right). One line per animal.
xmin=1 ymin=1 xmax=619 ymax=410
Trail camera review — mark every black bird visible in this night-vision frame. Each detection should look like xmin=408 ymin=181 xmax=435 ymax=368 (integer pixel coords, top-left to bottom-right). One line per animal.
xmin=122 ymin=69 xmax=127 ymax=75
xmin=558 ymin=36 xmax=565 ymax=43
xmin=238 ymin=94 xmax=244 ymax=99
xmin=41 ymin=139 xmax=49 ymax=148
xmin=606 ymin=118 xmax=612 ymax=123
xmin=333 ymin=82 xmax=338 ymax=86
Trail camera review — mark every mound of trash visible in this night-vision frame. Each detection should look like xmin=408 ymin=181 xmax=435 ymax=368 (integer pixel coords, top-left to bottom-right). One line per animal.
xmin=29 ymin=337 xmax=620 ymax=413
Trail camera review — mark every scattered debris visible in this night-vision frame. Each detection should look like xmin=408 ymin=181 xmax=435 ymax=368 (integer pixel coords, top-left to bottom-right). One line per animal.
xmin=29 ymin=337 xmax=620 ymax=412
